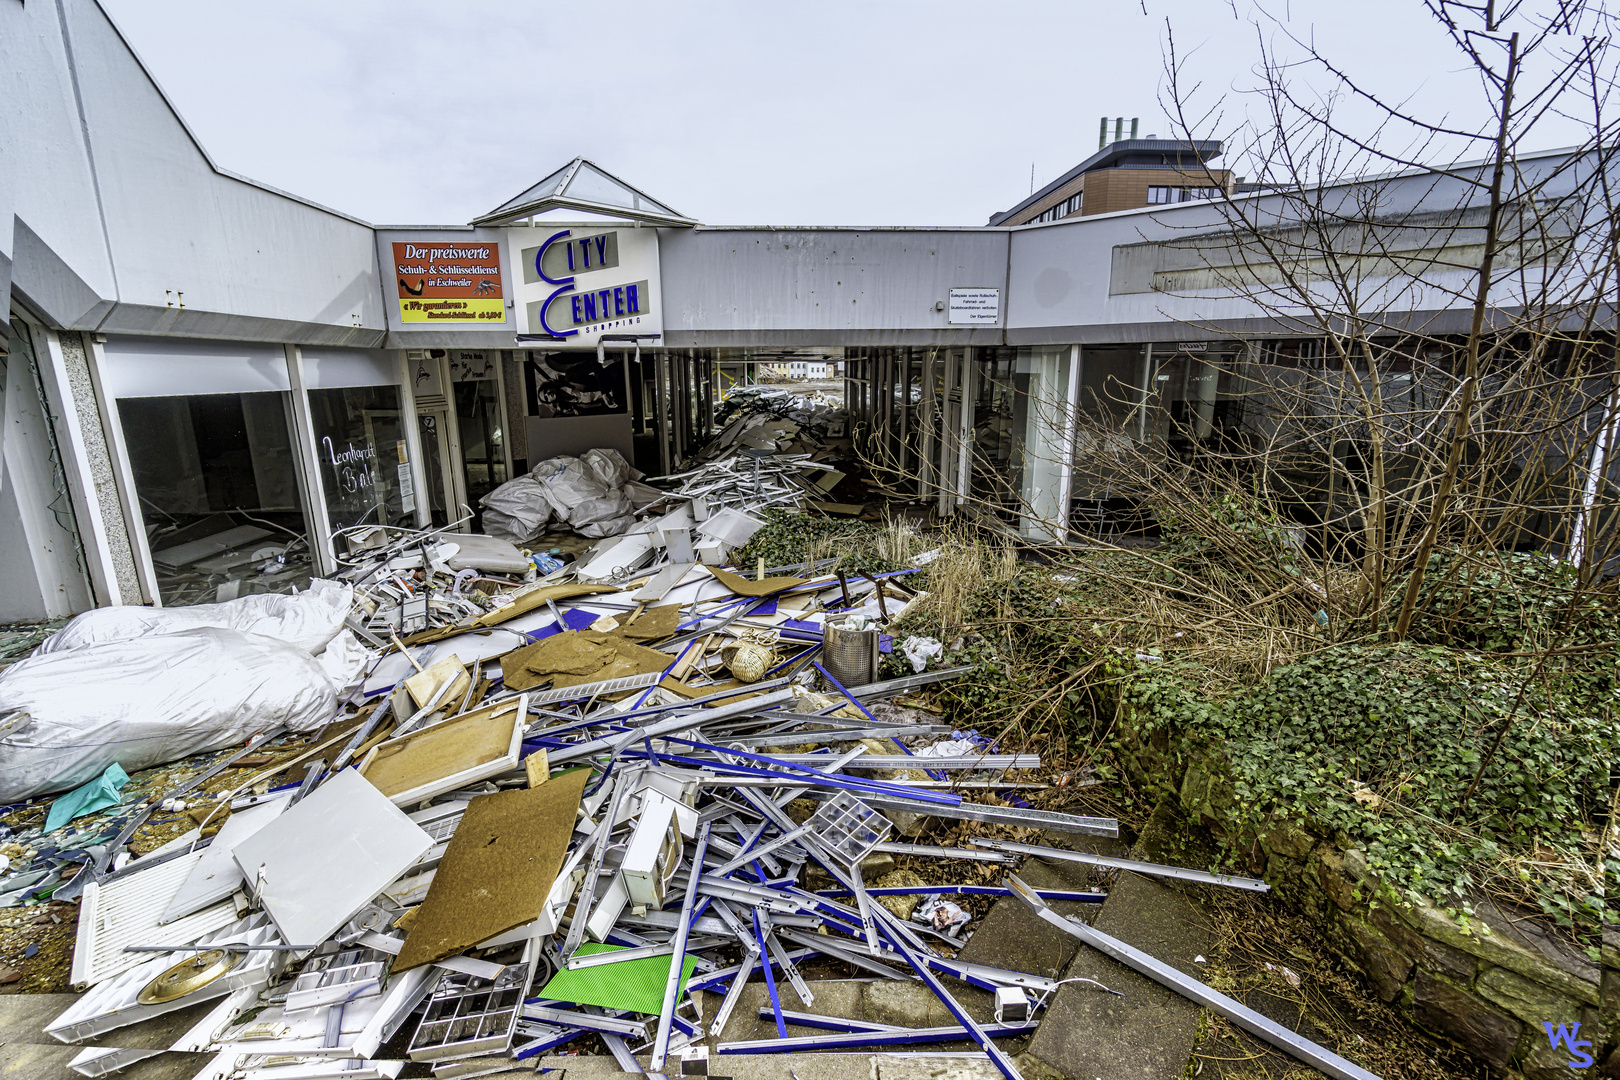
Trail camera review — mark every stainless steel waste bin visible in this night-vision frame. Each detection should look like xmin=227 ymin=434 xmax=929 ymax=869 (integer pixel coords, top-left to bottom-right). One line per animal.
xmin=821 ymin=618 xmax=880 ymax=688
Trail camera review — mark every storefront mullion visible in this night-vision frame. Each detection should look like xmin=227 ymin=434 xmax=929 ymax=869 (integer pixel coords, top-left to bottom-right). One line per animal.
xmin=283 ymin=345 xmax=337 ymax=577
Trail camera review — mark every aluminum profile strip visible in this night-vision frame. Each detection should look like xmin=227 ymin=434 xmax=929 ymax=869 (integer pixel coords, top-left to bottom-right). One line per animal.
xmin=1005 ymin=875 xmax=1379 ymax=1080
xmin=48 ymin=913 xmax=282 ymax=1042
xmin=718 ymin=1019 xmax=1037 ymax=1053
xmin=522 ymin=1005 xmax=648 ymax=1040
xmin=839 ymin=666 xmax=976 ymax=698
xmin=975 ymin=838 xmax=1270 ymax=892
xmin=862 ymin=795 xmax=1119 ymax=839
xmin=873 ymin=842 xmax=1016 ymax=864
xmin=770 ymin=755 xmax=1041 ymax=770
xmin=753 ymin=1008 xmax=904 ymax=1032
xmin=71 ymin=850 xmax=241 ymax=989
xmin=723 ymin=724 xmax=955 ymax=746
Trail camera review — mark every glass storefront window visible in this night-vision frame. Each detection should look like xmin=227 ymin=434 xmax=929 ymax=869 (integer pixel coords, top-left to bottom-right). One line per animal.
xmin=118 ymin=391 xmax=313 ymax=605
xmin=454 ymin=379 xmax=506 ymax=531
xmin=307 ymin=385 xmax=413 ymax=534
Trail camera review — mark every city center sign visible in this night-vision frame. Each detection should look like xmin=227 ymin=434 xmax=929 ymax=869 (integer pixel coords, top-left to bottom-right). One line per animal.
xmin=514 ymin=226 xmax=662 ymax=345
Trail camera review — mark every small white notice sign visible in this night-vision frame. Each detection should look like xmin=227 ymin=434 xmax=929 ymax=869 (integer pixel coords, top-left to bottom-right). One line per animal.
xmin=949 ymin=288 xmax=1000 ymax=325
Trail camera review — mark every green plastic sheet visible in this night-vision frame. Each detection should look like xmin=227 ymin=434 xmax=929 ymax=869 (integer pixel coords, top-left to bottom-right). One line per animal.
xmin=538 ymin=942 xmax=698 ymax=1015
xmin=45 ymin=763 xmax=129 ymax=834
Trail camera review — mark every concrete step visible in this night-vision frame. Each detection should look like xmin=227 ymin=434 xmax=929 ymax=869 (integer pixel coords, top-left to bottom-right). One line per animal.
xmin=1020 ymin=803 xmax=1216 ymax=1080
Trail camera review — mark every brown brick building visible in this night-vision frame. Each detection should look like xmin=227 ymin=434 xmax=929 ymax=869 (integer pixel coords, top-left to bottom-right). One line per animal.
xmin=989 ymin=137 xmax=1232 ymax=226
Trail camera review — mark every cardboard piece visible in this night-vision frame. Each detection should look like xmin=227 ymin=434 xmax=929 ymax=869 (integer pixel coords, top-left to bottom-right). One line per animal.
xmin=394 ymin=769 xmax=590 ymax=972
xmin=706 ymin=564 xmax=807 ymax=598
xmin=501 ymin=631 xmax=673 ymax=692
xmin=406 ymin=584 xmax=621 ymax=643
xmin=404 ymin=654 xmax=469 ymax=710
xmin=525 ymin=749 xmax=549 ymax=788
xmin=618 ymin=603 xmax=682 ymax=642
xmin=501 ymin=635 xmax=616 ymax=687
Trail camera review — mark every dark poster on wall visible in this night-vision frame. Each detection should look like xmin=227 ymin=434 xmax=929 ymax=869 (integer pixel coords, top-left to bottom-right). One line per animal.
xmin=524 ymin=353 xmax=627 ymax=418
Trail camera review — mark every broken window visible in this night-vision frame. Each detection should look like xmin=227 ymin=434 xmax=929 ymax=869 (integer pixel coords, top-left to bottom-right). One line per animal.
xmin=117 ymin=392 xmax=314 ymax=605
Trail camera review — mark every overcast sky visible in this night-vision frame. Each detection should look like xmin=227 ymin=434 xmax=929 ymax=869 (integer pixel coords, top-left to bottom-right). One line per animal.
xmin=99 ymin=0 xmax=1598 ymax=228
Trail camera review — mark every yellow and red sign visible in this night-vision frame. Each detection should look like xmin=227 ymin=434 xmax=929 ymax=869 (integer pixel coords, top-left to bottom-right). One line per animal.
xmin=393 ymin=242 xmax=505 ymax=324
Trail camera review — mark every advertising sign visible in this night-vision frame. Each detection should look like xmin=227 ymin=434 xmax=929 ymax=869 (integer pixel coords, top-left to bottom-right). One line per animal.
xmin=392 ymin=242 xmax=506 ymax=325
xmin=513 ymin=227 xmax=663 ymax=346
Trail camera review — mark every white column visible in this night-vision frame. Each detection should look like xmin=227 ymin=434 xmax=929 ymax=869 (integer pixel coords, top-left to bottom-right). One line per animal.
xmin=283 ymin=344 xmax=336 ymax=575
xmin=956 ymin=346 xmax=978 ymax=514
xmin=1017 ymin=345 xmax=1079 ymax=543
xmin=84 ymin=335 xmax=160 ymax=604
xmin=396 ymin=351 xmax=432 ymax=529
xmin=37 ymin=329 xmax=124 ymax=606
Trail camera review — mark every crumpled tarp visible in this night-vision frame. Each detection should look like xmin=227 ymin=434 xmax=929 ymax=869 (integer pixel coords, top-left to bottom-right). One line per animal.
xmin=481 ymin=449 xmax=661 ymax=544
xmin=0 ymin=627 xmax=336 ymax=802
xmin=43 ymin=763 xmax=129 ymax=833
xmin=36 ymin=578 xmax=353 ymax=657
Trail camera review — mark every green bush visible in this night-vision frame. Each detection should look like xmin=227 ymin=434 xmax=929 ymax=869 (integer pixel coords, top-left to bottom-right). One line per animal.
xmin=1406 ymin=548 xmax=1620 ymax=656
xmin=729 ymin=509 xmax=900 ymax=576
xmin=1124 ymin=642 xmax=1617 ymax=937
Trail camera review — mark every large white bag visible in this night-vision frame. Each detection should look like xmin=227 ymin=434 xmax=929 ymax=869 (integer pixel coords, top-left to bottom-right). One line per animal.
xmin=0 ymin=628 xmax=337 ymax=802
xmin=36 ymin=579 xmax=353 ymax=657
xmin=479 ymin=476 xmax=554 ymax=544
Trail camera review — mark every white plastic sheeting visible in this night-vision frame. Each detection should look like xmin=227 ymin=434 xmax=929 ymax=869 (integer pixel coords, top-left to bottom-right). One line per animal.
xmin=0 ymin=628 xmax=336 ymax=802
xmin=37 ymin=580 xmax=354 ymax=657
xmin=480 ymin=449 xmax=649 ymax=543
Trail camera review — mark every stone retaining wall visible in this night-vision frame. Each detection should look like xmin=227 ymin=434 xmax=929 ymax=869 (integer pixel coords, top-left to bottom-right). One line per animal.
xmin=1111 ymin=713 xmax=1618 ymax=1078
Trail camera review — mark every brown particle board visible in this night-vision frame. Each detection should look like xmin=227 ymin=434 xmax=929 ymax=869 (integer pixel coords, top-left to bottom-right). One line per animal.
xmin=394 ymin=768 xmax=590 ymax=972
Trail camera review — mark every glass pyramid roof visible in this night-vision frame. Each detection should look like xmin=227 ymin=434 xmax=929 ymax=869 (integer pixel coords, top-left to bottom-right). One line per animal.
xmin=474 ymin=158 xmax=694 ymax=226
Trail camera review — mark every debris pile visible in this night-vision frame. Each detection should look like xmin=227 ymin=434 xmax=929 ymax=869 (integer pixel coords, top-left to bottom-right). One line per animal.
xmin=702 ymin=386 xmax=848 ymax=463
xmin=0 ymin=527 xmax=1382 ymax=1080
xmin=479 ymin=449 xmax=664 ymax=546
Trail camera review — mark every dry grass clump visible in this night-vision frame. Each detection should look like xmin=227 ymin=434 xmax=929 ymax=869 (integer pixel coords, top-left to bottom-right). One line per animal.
xmin=906 ymin=527 xmax=1019 ymax=640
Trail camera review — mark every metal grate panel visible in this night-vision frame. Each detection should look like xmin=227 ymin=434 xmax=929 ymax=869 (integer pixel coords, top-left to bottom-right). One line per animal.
xmin=71 ymin=851 xmax=240 ymax=989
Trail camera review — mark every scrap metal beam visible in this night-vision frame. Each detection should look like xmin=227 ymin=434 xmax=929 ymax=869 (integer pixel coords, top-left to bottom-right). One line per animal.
xmin=1005 ymin=875 xmax=1379 ymax=1080
xmin=976 ymin=838 xmax=1269 ymax=892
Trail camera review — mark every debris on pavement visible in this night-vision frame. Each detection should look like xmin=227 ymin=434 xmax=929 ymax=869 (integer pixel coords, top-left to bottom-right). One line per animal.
xmin=0 ymin=458 xmax=1375 ymax=1080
